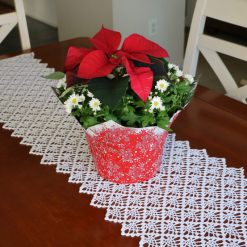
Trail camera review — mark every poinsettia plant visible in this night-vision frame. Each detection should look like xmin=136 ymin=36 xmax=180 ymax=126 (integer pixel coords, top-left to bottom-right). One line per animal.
xmin=46 ymin=26 xmax=196 ymax=130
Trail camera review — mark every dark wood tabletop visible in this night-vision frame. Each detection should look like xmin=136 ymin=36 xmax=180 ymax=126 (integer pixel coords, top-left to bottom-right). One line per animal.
xmin=0 ymin=38 xmax=246 ymax=247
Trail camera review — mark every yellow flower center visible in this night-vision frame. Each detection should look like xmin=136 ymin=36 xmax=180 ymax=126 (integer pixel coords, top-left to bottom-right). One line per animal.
xmin=111 ymin=54 xmax=118 ymax=59
xmin=154 ymin=101 xmax=159 ymax=107
xmin=71 ymin=98 xmax=77 ymax=104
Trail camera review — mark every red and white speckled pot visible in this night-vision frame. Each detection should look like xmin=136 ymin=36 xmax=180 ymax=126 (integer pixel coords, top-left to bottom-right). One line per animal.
xmin=86 ymin=112 xmax=180 ymax=184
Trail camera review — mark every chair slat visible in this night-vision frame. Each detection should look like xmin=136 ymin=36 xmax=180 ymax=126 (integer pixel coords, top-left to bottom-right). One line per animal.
xmin=183 ymin=0 xmax=247 ymax=103
xmin=0 ymin=23 xmax=16 ymax=43
xmin=205 ymin=0 xmax=247 ymax=28
xmin=0 ymin=13 xmax=17 ymax=25
xmin=200 ymin=47 xmax=238 ymax=92
xmin=198 ymin=35 xmax=247 ymax=61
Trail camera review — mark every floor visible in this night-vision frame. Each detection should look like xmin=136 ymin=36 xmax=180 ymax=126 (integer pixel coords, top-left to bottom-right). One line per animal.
xmin=0 ymin=3 xmax=246 ymax=95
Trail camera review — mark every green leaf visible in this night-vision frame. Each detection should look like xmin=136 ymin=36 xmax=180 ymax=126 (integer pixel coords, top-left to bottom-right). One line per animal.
xmin=176 ymin=83 xmax=190 ymax=94
xmin=121 ymin=111 xmax=140 ymax=126
xmin=104 ymin=113 xmax=118 ymax=122
xmin=157 ymin=111 xmax=168 ymax=118
xmin=83 ymin=116 xmax=98 ymax=128
xmin=59 ymin=87 xmax=74 ymax=99
xmin=140 ymin=114 xmax=155 ymax=127
xmin=134 ymin=56 xmax=168 ymax=77
xmin=162 ymin=96 xmax=173 ymax=103
xmin=71 ymin=108 xmax=81 ymax=117
xmin=88 ymin=77 xmax=129 ymax=109
xmin=135 ymin=100 xmax=145 ymax=108
xmin=157 ymin=117 xmax=170 ymax=129
xmin=43 ymin=71 xmax=65 ymax=80
xmin=149 ymin=57 xmax=167 ymax=76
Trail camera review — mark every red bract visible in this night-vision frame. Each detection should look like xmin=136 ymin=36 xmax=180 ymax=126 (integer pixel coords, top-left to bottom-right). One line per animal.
xmin=64 ymin=46 xmax=92 ymax=71
xmin=64 ymin=26 xmax=169 ymax=101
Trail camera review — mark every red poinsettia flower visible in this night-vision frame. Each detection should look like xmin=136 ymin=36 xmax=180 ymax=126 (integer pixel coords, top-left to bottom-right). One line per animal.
xmin=64 ymin=26 xmax=169 ymax=101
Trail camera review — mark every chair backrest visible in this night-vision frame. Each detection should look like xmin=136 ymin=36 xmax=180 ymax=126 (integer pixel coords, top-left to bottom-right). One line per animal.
xmin=0 ymin=0 xmax=30 ymax=50
xmin=183 ymin=0 xmax=247 ymax=103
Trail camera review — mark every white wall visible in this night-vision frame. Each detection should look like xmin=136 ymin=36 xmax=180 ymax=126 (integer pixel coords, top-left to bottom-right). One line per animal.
xmin=3 ymin=0 xmax=185 ymax=65
xmin=1 ymin=0 xmax=57 ymax=27
xmin=55 ymin=0 xmax=185 ymax=65
xmin=55 ymin=0 xmax=113 ymax=41
xmin=23 ymin=0 xmax=57 ymax=27
xmin=113 ymin=0 xmax=186 ymax=65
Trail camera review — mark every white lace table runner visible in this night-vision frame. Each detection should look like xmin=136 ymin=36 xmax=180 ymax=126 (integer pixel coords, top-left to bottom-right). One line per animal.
xmin=0 ymin=54 xmax=246 ymax=247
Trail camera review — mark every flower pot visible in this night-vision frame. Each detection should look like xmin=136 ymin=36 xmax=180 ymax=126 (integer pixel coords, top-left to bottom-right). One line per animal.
xmin=86 ymin=115 xmax=178 ymax=184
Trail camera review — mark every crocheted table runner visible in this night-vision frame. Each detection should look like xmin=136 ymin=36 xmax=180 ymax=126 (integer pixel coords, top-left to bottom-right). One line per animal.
xmin=0 ymin=54 xmax=246 ymax=247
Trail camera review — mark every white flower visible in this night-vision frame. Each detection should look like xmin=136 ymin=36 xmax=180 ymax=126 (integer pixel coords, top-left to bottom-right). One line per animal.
xmin=168 ymin=63 xmax=179 ymax=71
xmin=155 ymin=79 xmax=170 ymax=92
xmin=150 ymin=96 xmax=163 ymax=110
xmin=160 ymin=105 xmax=166 ymax=111
xmin=87 ymin=91 xmax=94 ymax=98
xmin=67 ymin=93 xmax=81 ymax=107
xmin=64 ymin=101 xmax=72 ymax=114
xmin=89 ymin=98 xmax=101 ymax=112
xmin=168 ymin=63 xmax=174 ymax=69
xmin=168 ymin=63 xmax=183 ymax=77
xmin=78 ymin=94 xmax=85 ymax=103
xmin=56 ymin=77 xmax=67 ymax=89
xmin=175 ymin=69 xmax=183 ymax=77
xmin=64 ymin=93 xmax=85 ymax=113
xmin=184 ymin=74 xmax=194 ymax=83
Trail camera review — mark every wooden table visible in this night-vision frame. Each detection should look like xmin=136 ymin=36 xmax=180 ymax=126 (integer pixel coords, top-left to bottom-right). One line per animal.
xmin=0 ymin=39 xmax=246 ymax=247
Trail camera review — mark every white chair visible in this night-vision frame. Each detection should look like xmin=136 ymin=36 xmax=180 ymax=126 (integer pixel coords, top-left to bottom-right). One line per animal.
xmin=0 ymin=0 xmax=30 ymax=50
xmin=183 ymin=0 xmax=247 ymax=103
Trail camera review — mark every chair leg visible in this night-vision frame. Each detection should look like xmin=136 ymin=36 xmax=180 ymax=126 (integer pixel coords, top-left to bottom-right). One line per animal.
xmin=14 ymin=0 xmax=31 ymax=50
